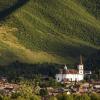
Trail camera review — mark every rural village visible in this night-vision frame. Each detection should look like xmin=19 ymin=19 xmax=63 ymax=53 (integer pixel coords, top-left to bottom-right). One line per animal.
xmin=0 ymin=56 xmax=99 ymax=98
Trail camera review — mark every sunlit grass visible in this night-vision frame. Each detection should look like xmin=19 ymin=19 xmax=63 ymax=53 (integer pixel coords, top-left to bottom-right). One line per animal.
xmin=0 ymin=0 xmax=100 ymax=64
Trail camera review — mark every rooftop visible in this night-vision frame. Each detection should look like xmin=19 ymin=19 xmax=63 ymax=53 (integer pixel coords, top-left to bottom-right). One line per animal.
xmin=59 ymin=69 xmax=78 ymax=74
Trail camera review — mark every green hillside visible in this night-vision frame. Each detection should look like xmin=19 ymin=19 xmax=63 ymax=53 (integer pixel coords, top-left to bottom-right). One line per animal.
xmin=0 ymin=0 xmax=16 ymax=11
xmin=0 ymin=0 xmax=100 ymax=65
xmin=76 ymin=0 xmax=100 ymax=19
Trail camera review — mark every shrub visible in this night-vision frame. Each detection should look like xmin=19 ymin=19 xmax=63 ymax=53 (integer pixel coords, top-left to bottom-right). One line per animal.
xmin=90 ymin=93 xmax=100 ymax=100
xmin=49 ymin=96 xmax=58 ymax=100
xmin=57 ymin=93 xmax=73 ymax=100
xmin=74 ymin=94 xmax=90 ymax=100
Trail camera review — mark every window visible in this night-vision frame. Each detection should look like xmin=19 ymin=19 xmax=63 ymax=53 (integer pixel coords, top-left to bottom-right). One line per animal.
xmin=58 ymin=78 xmax=59 ymax=80
xmin=80 ymin=71 xmax=83 ymax=74
xmin=71 ymin=78 xmax=72 ymax=81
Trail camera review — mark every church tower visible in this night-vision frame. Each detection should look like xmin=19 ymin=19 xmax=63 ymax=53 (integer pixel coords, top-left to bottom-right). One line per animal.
xmin=78 ymin=55 xmax=84 ymax=74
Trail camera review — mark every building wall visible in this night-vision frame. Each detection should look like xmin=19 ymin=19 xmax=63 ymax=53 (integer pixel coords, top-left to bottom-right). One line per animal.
xmin=56 ymin=74 xmax=84 ymax=82
xmin=56 ymin=74 xmax=63 ymax=82
xmin=78 ymin=64 xmax=84 ymax=74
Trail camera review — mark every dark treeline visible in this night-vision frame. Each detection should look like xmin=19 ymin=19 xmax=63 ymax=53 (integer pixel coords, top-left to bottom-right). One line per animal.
xmin=85 ymin=50 xmax=100 ymax=71
xmin=0 ymin=0 xmax=29 ymax=20
xmin=85 ymin=50 xmax=100 ymax=80
xmin=0 ymin=61 xmax=61 ymax=81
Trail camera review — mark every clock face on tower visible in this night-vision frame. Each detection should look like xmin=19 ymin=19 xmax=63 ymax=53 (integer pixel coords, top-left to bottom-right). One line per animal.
xmin=78 ymin=64 xmax=83 ymax=69
xmin=79 ymin=70 xmax=83 ymax=74
xmin=78 ymin=64 xmax=84 ymax=74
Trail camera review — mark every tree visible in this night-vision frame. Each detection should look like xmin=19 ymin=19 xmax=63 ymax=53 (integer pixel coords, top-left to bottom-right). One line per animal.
xmin=49 ymin=96 xmax=57 ymax=100
xmin=33 ymin=82 xmax=41 ymax=95
xmin=74 ymin=94 xmax=81 ymax=100
xmin=18 ymin=82 xmax=41 ymax=99
xmin=16 ymin=96 xmax=26 ymax=100
xmin=62 ymin=94 xmax=73 ymax=100
xmin=56 ymin=94 xmax=63 ymax=100
xmin=40 ymin=88 xmax=48 ymax=97
xmin=74 ymin=94 xmax=90 ymax=100
xmin=90 ymin=93 xmax=100 ymax=100
xmin=49 ymin=78 xmax=58 ymax=87
xmin=11 ymin=92 xmax=21 ymax=99
xmin=57 ymin=93 xmax=73 ymax=100
xmin=3 ymin=96 xmax=10 ymax=100
xmin=81 ymin=94 xmax=91 ymax=100
xmin=19 ymin=84 xmax=33 ymax=99
xmin=30 ymin=95 xmax=41 ymax=100
xmin=0 ymin=95 xmax=3 ymax=100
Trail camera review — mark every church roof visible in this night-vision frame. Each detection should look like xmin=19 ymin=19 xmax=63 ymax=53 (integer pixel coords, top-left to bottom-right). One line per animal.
xmin=63 ymin=69 xmax=78 ymax=74
xmin=59 ymin=69 xmax=78 ymax=74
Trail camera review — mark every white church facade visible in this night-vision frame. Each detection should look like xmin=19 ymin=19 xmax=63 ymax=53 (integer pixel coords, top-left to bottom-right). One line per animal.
xmin=56 ymin=56 xmax=84 ymax=82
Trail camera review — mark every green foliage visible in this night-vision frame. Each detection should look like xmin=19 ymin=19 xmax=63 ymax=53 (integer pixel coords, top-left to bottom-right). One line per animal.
xmin=85 ymin=50 xmax=100 ymax=71
xmin=74 ymin=94 xmax=91 ymax=100
xmin=19 ymin=84 xmax=33 ymax=98
xmin=0 ymin=0 xmax=100 ymax=65
xmin=56 ymin=94 xmax=63 ymax=100
xmin=0 ymin=94 xmax=3 ymax=100
xmin=11 ymin=82 xmax=41 ymax=100
xmin=81 ymin=94 xmax=91 ymax=100
xmin=75 ymin=0 xmax=100 ymax=19
xmin=29 ymin=95 xmax=41 ymax=100
xmin=62 ymin=94 xmax=73 ymax=100
xmin=3 ymin=96 xmax=10 ymax=100
xmin=57 ymin=93 xmax=73 ymax=100
xmin=40 ymin=88 xmax=48 ymax=97
xmin=34 ymin=85 xmax=41 ymax=95
xmin=48 ymin=78 xmax=58 ymax=87
xmin=0 ymin=62 xmax=59 ymax=80
xmin=57 ymin=94 xmax=92 ymax=100
xmin=11 ymin=92 xmax=21 ymax=99
xmin=90 ymin=93 xmax=100 ymax=100
xmin=49 ymin=96 xmax=58 ymax=100
xmin=0 ymin=0 xmax=17 ymax=11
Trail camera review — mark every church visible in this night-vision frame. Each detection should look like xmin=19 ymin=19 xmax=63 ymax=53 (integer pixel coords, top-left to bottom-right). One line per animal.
xmin=56 ymin=56 xmax=84 ymax=82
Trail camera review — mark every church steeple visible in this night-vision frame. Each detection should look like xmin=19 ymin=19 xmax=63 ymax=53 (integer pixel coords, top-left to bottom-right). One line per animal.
xmin=80 ymin=55 xmax=83 ymax=65
xmin=78 ymin=55 xmax=84 ymax=74
xmin=64 ymin=65 xmax=67 ymax=70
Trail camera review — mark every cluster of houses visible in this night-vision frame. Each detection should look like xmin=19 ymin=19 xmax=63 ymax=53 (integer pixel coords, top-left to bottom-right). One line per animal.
xmin=0 ymin=56 xmax=99 ymax=96
xmin=0 ymin=77 xmax=19 ymax=96
xmin=47 ymin=81 xmax=100 ymax=96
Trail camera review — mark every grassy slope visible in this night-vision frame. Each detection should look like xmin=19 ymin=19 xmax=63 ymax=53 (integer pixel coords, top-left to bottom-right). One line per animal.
xmin=0 ymin=0 xmax=100 ymax=65
xmin=0 ymin=0 xmax=17 ymax=11
xmin=75 ymin=0 xmax=100 ymax=19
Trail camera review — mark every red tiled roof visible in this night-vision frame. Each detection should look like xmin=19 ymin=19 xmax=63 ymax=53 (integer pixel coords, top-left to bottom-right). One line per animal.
xmin=60 ymin=69 xmax=78 ymax=74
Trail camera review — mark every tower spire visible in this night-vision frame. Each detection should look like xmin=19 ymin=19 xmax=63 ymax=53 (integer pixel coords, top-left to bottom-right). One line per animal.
xmin=80 ymin=55 xmax=83 ymax=65
xmin=64 ymin=65 xmax=67 ymax=70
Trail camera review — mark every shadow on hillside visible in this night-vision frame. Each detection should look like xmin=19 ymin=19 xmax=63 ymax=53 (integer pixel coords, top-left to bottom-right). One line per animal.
xmin=0 ymin=61 xmax=60 ymax=81
xmin=0 ymin=0 xmax=29 ymax=20
xmin=85 ymin=50 xmax=100 ymax=70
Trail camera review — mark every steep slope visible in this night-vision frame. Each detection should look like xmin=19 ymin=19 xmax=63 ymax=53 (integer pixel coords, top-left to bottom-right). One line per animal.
xmin=75 ymin=0 xmax=100 ymax=19
xmin=0 ymin=0 xmax=100 ymax=65
xmin=0 ymin=0 xmax=17 ymax=11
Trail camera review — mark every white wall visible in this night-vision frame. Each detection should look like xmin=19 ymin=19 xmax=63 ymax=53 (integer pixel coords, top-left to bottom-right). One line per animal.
xmin=56 ymin=74 xmax=84 ymax=82
xmin=56 ymin=74 xmax=63 ymax=82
